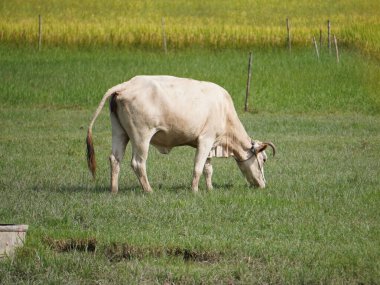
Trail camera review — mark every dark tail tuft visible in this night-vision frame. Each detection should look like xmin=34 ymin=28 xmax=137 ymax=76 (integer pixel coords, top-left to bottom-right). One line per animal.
xmin=86 ymin=129 xmax=96 ymax=178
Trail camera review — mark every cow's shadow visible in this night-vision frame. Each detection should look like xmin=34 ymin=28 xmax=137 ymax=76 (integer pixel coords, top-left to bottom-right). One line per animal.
xmin=51 ymin=182 xmax=234 ymax=194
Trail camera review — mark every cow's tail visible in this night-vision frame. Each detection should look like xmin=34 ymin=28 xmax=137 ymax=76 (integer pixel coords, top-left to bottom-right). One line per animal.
xmin=86 ymin=89 xmax=117 ymax=178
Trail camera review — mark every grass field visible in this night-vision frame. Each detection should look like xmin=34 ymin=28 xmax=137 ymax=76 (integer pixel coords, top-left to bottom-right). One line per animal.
xmin=2 ymin=45 xmax=380 ymax=114
xmin=1 ymin=0 xmax=380 ymax=56
xmin=0 ymin=45 xmax=379 ymax=283
xmin=1 ymin=2 xmax=380 ymax=283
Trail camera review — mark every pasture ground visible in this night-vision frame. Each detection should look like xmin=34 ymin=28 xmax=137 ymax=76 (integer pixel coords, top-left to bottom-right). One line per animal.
xmin=0 ymin=46 xmax=379 ymax=284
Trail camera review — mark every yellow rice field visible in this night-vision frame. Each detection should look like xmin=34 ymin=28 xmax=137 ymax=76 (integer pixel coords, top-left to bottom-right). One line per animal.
xmin=1 ymin=0 xmax=380 ymax=56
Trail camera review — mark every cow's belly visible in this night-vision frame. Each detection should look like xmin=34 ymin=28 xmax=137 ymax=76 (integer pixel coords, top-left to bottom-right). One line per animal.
xmin=150 ymin=129 xmax=198 ymax=151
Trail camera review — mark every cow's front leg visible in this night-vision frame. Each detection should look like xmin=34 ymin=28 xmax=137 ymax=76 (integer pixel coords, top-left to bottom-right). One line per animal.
xmin=203 ymin=158 xmax=213 ymax=190
xmin=131 ymin=141 xmax=153 ymax=193
xmin=192 ymin=139 xmax=214 ymax=192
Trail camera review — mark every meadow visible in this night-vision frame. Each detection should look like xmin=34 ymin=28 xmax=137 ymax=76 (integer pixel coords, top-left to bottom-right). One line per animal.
xmin=1 ymin=0 xmax=380 ymax=283
xmin=0 ymin=45 xmax=379 ymax=284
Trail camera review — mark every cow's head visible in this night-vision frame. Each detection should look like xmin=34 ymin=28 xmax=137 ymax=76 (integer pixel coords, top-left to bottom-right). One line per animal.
xmin=236 ymin=141 xmax=276 ymax=188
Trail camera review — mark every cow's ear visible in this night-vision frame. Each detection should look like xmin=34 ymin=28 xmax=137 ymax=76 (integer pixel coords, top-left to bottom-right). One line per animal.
xmin=255 ymin=143 xmax=268 ymax=153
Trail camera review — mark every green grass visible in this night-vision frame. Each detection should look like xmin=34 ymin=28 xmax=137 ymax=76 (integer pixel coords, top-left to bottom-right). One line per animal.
xmin=0 ymin=46 xmax=379 ymax=283
xmin=1 ymin=45 xmax=380 ymax=114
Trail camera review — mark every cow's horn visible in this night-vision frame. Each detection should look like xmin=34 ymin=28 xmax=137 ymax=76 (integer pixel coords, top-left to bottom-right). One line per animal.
xmin=263 ymin=142 xmax=276 ymax=157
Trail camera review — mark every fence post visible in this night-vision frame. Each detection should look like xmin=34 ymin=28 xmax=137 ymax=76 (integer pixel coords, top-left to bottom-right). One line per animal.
xmin=38 ymin=15 xmax=42 ymax=51
xmin=313 ymin=36 xmax=319 ymax=60
xmin=245 ymin=52 xmax=253 ymax=112
xmin=327 ymin=19 xmax=331 ymax=53
xmin=286 ymin=18 xmax=291 ymax=52
xmin=161 ymin=17 xmax=167 ymax=54
xmin=334 ymin=35 xmax=340 ymax=63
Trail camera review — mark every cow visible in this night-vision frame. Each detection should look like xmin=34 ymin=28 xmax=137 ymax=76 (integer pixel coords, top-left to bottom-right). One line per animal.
xmin=86 ymin=75 xmax=275 ymax=193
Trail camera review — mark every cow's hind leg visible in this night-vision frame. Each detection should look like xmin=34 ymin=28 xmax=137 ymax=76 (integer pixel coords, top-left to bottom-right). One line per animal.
xmin=192 ymin=139 xmax=214 ymax=192
xmin=110 ymin=113 xmax=129 ymax=193
xmin=130 ymin=137 xmax=153 ymax=193
xmin=203 ymin=158 xmax=213 ymax=190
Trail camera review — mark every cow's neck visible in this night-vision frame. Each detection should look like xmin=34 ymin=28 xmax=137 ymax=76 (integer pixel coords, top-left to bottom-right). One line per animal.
xmin=222 ymin=115 xmax=252 ymax=161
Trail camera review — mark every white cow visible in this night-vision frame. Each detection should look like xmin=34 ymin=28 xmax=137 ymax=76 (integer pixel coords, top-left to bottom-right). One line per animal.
xmin=86 ymin=75 xmax=275 ymax=193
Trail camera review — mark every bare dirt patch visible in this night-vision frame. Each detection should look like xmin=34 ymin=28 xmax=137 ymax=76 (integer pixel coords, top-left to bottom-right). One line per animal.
xmin=44 ymin=237 xmax=97 ymax=253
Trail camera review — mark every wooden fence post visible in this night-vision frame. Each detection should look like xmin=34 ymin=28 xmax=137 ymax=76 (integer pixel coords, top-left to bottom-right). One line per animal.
xmin=245 ymin=52 xmax=253 ymax=112
xmin=286 ymin=18 xmax=291 ymax=52
xmin=161 ymin=17 xmax=167 ymax=54
xmin=334 ymin=35 xmax=340 ymax=63
xmin=313 ymin=36 xmax=319 ymax=60
xmin=38 ymin=15 xmax=42 ymax=51
xmin=327 ymin=19 xmax=331 ymax=53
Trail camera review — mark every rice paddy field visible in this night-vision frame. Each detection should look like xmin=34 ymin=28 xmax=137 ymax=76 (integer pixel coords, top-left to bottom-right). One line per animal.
xmin=1 ymin=0 xmax=380 ymax=56
xmin=1 ymin=1 xmax=380 ymax=284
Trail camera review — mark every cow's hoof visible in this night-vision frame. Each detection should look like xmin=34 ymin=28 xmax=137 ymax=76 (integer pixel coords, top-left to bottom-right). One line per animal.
xmin=191 ymin=187 xmax=199 ymax=193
